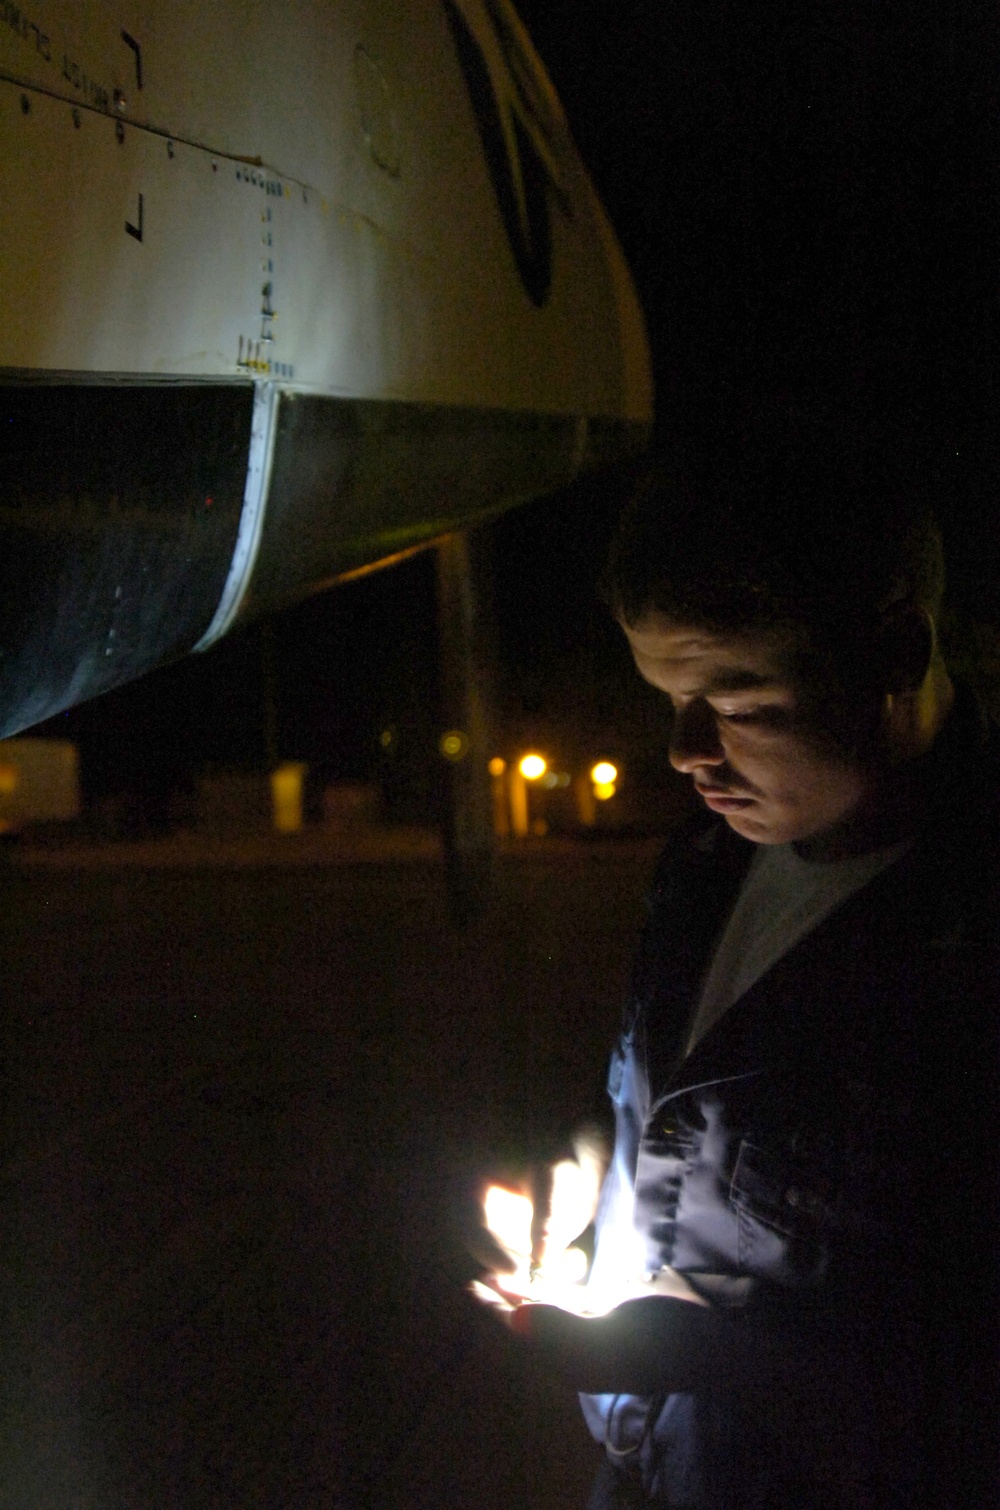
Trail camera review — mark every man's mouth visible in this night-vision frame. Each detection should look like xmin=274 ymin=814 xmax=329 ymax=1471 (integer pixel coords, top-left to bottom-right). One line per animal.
xmin=695 ymin=784 xmax=755 ymax=811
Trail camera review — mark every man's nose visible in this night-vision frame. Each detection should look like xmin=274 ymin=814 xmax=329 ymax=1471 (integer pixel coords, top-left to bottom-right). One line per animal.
xmin=669 ymin=701 xmax=725 ymax=773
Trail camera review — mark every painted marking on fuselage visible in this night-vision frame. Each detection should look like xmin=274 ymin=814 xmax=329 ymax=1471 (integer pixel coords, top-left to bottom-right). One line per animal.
xmin=121 ymin=30 xmax=142 ymax=91
xmin=1 ymin=1 xmax=113 ymax=109
xmin=0 ymin=66 xmax=265 ymax=175
xmin=0 ymin=2 xmax=50 ymax=63
xmin=443 ymin=0 xmax=560 ymax=307
xmin=126 ymin=192 xmax=144 ymax=242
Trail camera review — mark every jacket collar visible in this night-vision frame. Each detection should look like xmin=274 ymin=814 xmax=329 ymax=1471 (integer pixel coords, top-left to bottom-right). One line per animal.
xmin=658 ymin=682 xmax=999 ymax=1090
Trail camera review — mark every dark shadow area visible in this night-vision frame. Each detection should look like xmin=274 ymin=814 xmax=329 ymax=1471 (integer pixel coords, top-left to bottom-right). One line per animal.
xmin=0 ymin=843 xmax=661 ymax=1509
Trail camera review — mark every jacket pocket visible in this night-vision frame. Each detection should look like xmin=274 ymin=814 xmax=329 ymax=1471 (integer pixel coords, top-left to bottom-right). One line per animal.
xmin=730 ymin=1140 xmax=832 ymax=1283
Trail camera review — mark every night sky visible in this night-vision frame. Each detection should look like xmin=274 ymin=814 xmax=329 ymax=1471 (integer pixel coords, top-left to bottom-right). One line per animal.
xmin=46 ymin=1 xmax=999 ymax=808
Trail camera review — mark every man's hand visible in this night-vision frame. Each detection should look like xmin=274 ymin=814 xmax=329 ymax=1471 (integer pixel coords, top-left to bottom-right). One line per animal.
xmin=503 ymin=1294 xmax=717 ymax=1394
xmin=465 ymin=1123 xmax=610 ymax=1318
xmin=528 ymin=1124 xmax=608 ymax=1272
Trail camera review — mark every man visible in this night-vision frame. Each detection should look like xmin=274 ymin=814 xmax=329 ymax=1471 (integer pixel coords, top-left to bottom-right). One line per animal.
xmin=474 ymin=456 xmax=998 ymax=1508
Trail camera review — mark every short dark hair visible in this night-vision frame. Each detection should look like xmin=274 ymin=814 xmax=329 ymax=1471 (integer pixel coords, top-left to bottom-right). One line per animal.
xmin=604 ymin=449 xmax=945 ymax=687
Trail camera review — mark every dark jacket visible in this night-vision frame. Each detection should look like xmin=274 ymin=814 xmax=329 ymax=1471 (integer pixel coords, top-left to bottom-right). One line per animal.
xmin=580 ymin=688 xmax=999 ymax=1509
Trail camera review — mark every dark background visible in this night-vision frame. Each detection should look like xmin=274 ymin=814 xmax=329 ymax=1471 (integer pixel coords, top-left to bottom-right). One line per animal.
xmin=38 ymin=0 xmax=1000 ymax=811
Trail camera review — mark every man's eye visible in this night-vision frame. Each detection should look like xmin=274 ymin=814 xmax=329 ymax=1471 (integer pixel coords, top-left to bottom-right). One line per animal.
xmin=716 ymin=705 xmax=790 ymax=729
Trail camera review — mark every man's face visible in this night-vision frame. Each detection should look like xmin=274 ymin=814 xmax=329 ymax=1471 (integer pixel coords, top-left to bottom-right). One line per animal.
xmin=622 ymin=612 xmax=877 ymax=845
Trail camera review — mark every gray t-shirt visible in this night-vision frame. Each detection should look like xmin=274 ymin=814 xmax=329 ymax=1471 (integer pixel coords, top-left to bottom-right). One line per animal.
xmin=686 ymin=838 xmax=910 ymax=1055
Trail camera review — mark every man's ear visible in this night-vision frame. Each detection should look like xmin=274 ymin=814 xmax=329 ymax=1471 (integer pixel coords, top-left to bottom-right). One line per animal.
xmin=876 ymin=604 xmax=935 ymax=695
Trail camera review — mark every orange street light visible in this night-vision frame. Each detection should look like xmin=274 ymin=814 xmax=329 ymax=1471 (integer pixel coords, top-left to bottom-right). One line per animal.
xmin=519 ymin=753 xmax=547 ymax=780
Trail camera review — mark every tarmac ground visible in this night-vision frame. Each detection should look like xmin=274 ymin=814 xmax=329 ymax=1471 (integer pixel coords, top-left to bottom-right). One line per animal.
xmin=0 ymin=829 xmax=662 ymax=1510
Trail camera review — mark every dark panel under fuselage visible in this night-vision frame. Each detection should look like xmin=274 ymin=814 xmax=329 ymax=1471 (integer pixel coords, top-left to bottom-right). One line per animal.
xmin=0 ymin=375 xmax=645 ymax=737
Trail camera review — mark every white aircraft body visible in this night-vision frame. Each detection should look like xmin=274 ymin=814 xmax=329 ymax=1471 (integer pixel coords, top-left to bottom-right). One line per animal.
xmin=0 ymin=0 xmax=651 ymax=736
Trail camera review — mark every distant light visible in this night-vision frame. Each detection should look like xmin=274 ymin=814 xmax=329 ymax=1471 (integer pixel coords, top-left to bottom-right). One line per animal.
xmin=271 ymin=761 xmax=307 ymax=832
xmin=488 ymin=756 xmax=506 ymax=777
xmin=594 ymin=781 xmax=616 ymax=801
xmin=519 ymin=753 xmax=547 ymax=780
xmin=591 ymin=761 xmax=617 ymax=785
xmin=440 ymin=730 xmax=469 ymax=761
xmin=378 ymin=728 xmax=395 ymax=749
xmin=0 ymin=762 xmax=18 ymax=795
